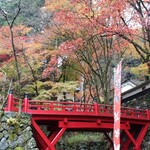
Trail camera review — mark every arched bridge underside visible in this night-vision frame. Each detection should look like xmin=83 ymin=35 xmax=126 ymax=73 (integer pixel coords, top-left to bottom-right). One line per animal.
xmin=5 ymin=93 xmax=150 ymax=150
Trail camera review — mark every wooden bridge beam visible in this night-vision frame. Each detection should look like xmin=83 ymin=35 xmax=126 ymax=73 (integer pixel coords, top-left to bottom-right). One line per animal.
xmin=121 ymin=130 xmax=135 ymax=150
xmin=123 ymin=123 xmax=149 ymax=150
xmin=32 ymin=119 xmax=54 ymax=150
xmin=50 ymin=127 xmax=66 ymax=146
xmin=134 ymin=123 xmax=149 ymax=150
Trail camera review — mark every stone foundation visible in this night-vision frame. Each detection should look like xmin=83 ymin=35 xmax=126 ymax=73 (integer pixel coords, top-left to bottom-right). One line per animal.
xmin=0 ymin=112 xmax=39 ymax=150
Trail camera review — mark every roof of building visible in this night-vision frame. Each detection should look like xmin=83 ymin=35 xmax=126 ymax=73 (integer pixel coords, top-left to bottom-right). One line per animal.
xmin=122 ymin=80 xmax=150 ymax=103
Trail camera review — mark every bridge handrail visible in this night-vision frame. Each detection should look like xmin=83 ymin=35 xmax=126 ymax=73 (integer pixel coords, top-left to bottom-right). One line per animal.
xmin=5 ymin=93 xmax=150 ymax=120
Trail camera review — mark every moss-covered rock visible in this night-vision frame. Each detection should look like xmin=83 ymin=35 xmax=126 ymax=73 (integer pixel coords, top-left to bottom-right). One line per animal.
xmin=14 ymin=147 xmax=24 ymax=150
xmin=0 ymin=112 xmax=38 ymax=150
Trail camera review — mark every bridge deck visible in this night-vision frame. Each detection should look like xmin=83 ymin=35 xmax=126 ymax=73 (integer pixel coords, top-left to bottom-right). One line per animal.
xmin=4 ymin=93 xmax=150 ymax=150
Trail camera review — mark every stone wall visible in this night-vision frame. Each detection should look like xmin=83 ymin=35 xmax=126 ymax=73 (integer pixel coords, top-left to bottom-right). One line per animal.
xmin=0 ymin=112 xmax=39 ymax=150
xmin=142 ymin=128 xmax=150 ymax=150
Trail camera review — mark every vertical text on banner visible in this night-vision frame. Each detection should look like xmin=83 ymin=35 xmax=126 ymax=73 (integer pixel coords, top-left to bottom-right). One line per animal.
xmin=113 ymin=60 xmax=122 ymax=150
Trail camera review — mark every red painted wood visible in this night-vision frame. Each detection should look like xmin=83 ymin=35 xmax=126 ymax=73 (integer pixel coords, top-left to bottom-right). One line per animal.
xmin=50 ymin=128 xmax=66 ymax=146
xmin=5 ymin=94 xmax=150 ymax=120
xmin=24 ymin=97 xmax=29 ymax=113
xmin=59 ymin=121 xmax=130 ymax=129
xmin=7 ymin=93 xmax=13 ymax=111
xmin=124 ymin=129 xmax=137 ymax=146
xmin=32 ymin=119 xmax=53 ymax=150
xmin=136 ymin=123 xmax=149 ymax=147
xmin=33 ymin=127 xmax=47 ymax=150
xmin=4 ymin=93 xmax=150 ymax=150
xmin=48 ymin=130 xmax=60 ymax=143
xmin=6 ymin=97 xmax=150 ymax=119
xmin=121 ymin=130 xmax=135 ymax=149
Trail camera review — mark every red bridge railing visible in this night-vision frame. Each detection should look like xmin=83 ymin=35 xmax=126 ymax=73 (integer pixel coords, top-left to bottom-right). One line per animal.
xmin=4 ymin=93 xmax=150 ymax=121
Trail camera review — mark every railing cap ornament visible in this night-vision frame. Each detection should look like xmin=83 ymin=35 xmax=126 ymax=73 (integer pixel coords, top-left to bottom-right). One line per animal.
xmin=9 ymin=90 xmax=13 ymax=94
xmin=24 ymin=93 xmax=28 ymax=98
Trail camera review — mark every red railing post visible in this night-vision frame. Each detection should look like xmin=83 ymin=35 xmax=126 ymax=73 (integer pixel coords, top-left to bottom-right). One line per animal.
xmin=94 ymin=102 xmax=98 ymax=115
xmin=7 ymin=90 xmax=13 ymax=111
xmin=24 ymin=94 xmax=29 ymax=113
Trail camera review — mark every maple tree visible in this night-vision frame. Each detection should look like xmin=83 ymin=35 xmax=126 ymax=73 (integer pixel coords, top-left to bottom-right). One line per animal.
xmin=0 ymin=1 xmax=48 ymax=101
xmin=43 ymin=0 xmax=150 ymax=102
xmin=101 ymin=0 xmax=150 ymax=79
xmin=43 ymin=0 xmax=130 ymax=104
xmin=0 ymin=26 xmax=47 ymax=94
xmin=0 ymin=0 xmax=149 ymax=104
xmin=1 ymin=1 xmax=22 ymax=87
xmin=116 ymin=0 xmax=150 ymax=75
xmin=0 ymin=0 xmax=73 ymax=103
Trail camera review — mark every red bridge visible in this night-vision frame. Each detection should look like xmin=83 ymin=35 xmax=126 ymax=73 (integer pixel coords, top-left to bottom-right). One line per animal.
xmin=4 ymin=93 xmax=150 ymax=150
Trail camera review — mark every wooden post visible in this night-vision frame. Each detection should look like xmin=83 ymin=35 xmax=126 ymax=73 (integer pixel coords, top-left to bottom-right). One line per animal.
xmin=24 ymin=94 xmax=28 ymax=113
xmin=7 ymin=90 xmax=13 ymax=111
xmin=94 ymin=102 xmax=98 ymax=115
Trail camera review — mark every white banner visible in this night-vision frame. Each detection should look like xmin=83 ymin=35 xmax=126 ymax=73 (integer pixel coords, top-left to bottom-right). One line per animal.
xmin=113 ymin=60 xmax=122 ymax=150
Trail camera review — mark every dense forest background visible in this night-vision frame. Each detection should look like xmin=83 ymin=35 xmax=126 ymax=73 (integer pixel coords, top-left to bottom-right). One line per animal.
xmin=0 ymin=0 xmax=149 ymax=108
